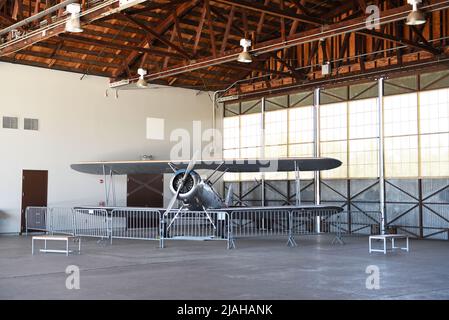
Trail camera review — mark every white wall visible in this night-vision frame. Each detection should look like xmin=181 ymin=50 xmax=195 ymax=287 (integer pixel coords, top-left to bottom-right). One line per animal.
xmin=0 ymin=62 xmax=216 ymax=233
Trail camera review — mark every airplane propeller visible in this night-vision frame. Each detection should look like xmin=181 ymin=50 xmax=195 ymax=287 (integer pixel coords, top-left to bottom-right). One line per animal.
xmin=165 ymin=151 xmax=199 ymax=213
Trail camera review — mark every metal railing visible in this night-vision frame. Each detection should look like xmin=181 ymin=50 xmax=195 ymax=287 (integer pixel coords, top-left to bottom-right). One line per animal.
xmin=161 ymin=211 xmax=231 ymax=248
xmin=73 ymin=208 xmax=110 ymax=239
xmin=49 ymin=207 xmax=75 ymax=235
xmin=290 ymin=209 xmax=320 ymax=235
xmin=25 ymin=207 xmax=48 ymax=233
xmin=111 ymin=208 xmax=160 ymax=241
xmin=26 ymin=206 xmax=377 ymax=249
xmin=230 ymin=209 xmax=291 ymax=237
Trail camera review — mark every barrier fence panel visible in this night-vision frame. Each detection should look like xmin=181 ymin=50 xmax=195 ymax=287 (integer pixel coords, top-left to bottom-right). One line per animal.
xmin=73 ymin=208 xmax=110 ymax=239
xmin=291 ymin=209 xmax=346 ymax=245
xmin=344 ymin=211 xmax=382 ymax=235
xmin=24 ymin=206 xmax=384 ymax=248
xmin=290 ymin=210 xmax=319 ymax=235
xmin=49 ymin=207 xmax=75 ymax=235
xmin=111 ymin=208 xmax=161 ymax=241
xmin=230 ymin=209 xmax=291 ymax=238
xmin=161 ymin=211 xmax=230 ymax=248
xmin=25 ymin=207 xmax=49 ymax=233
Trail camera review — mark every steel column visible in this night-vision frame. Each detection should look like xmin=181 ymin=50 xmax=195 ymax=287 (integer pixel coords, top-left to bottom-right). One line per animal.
xmin=378 ymin=78 xmax=386 ymax=235
xmin=261 ymin=97 xmax=265 ymax=207
xmin=314 ymin=87 xmax=321 ymax=233
xmin=418 ymin=179 xmax=424 ymax=238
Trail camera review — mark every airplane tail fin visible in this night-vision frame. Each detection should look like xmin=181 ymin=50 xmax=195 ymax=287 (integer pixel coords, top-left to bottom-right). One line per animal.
xmin=225 ymin=184 xmax=233 ymax=207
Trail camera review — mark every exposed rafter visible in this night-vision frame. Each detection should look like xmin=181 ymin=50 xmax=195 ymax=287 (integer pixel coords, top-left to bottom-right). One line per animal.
xmin=0 ymin=0 xmax=449 ymax=92
xmin=211 ymin=0 xmax=324 ymax=26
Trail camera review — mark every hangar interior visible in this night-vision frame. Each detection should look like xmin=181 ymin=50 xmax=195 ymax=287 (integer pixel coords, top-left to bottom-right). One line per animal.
xmin=0 ymin=0 xmax=449 ymax=299
xmin=221 ymin=73 xmax=449 ymax=241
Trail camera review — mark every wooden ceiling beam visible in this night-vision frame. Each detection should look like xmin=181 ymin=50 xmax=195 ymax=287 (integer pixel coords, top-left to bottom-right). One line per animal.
xmin=358 ymin=28 xmax=443 ymax=56
xmin=0 ymin=55 xmax=112 ymax=77
xmin=209 ymin=4 xmax=243 ymax=37
xmin=0 ymin=12 xmax=17 ymax=26
xmin=120 ymin=13 xmax=195 ymax=60
xmin=125 ymin=0 xmax=190 ymax=15
xmin=321 ymin=1 xmax=358 ymax=19
xmin=220 ymin=5 xmax=235 ymax=54
xmin=139 ymin=0 xmax=449 ymax=82
xmin=227 ymin=51 xmax=449 ymax=99
xmin=112 ymin=0 xmax=199 ymax=79
xmin=289 ymin=0 xmax=312 ymax=17
xmin=16 ymin=49 xmax=118 ymax=68
xmin=58 ymin=34 xmax=184 ymax=59
xmin=193 ymin=2 xmax=206 ymax=56
xmin=205 ymin=0 xmax=217 ymax=57
xmin=225 ymin=61 xmax=291 ymax=76
xmin=269 ymin=51 xmax=305 ymax=79
xmin=256 ymin=0 xmax=270 ymax=43
xmin=211 ymin=0 xmax=325 ymax=26
xmin=0 ymin=0 xmax=7 ymax=11
xmin=34 ymin=41 xmax=122 ymax=59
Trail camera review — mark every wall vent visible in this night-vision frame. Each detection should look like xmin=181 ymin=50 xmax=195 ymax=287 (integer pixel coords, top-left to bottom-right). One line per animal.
xmin=2 ymin=116 xmax=18 ymax=129
xmin=24 ymin=118 xmax=39 ymax=131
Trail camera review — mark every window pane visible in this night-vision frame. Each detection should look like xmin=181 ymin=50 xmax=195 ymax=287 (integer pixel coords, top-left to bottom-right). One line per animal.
xmin=420 ymin=133 xmax=449 ymax=177
xmin=289 ymin=106 xmax=314 ymax=144
xmin=349 ymin=98 xmax=378 ymax=139
xmin=420 ymin=88 xmax=449 ymax=134
xmin=223 ymin=117 xmax=240 ymax=150
xmin=349 ymin=139 xmax=379 ymax=178
xmin=240 ymin=147 xmax=262 ymax=158
xmin=240 ymin=114 xmax=262 ymax=148
xmin=385 ymin=136 xmax=418 ymax=177
xmin=265 ymin=109 xmax=287 ymax=146
xmin=320 ymin=102 xmax=347 ymax=142
xmin=384 ymin=93 xmax=418 ymax=137
xmin=223 ymin=149 xmax=239 ymax=159
xmin=289 ymin=143 xmax=314 ymax=157
xmin=265 ymin=145 xmax=288 ymax=158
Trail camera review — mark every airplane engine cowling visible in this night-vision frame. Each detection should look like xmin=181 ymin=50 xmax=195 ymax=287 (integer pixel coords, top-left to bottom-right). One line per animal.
xmin=169 ymin=170 xmax=201 ymax=201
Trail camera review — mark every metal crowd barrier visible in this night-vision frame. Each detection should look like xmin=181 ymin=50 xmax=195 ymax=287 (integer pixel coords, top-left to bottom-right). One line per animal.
xmin=229 ymin=209 xmax=293 ymax=248
xmin=111 ymin=208 xmax=160 ymax=241
xmin=73 ymin=208 xmax=110 ymax=239
xmin=290 ymin=209 xmax=320 ymax=235
xmin=229 ymin=209 xmax=345 ymax=247
xmin=25 ymin=207 xmax=49 ymax=233
xmin=230 ymin=209 xmax=290 ymax=237
xmin=26 ymin=206 xmax=368 ymax=249
xmin=49 ymin=207 xmax=75 ymax=235
xmin=161 ymin=211 xmax=231 ymax=249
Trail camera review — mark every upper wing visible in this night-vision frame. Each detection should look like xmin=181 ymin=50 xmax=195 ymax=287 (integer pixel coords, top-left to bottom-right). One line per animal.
xmin=70 ymin=157 xmax=342 ymax=175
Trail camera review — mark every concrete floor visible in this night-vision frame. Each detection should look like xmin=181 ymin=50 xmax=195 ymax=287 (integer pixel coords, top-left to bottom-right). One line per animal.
xmin=0 ymin=234 xmax=448 ymax=299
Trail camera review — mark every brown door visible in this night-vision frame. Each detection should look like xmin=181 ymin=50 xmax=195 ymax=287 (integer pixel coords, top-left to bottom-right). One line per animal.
xmin=127 ymin=174 xmax=163 ymax=208
xmin=21 ymin=170 xmax=48 ymax=233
